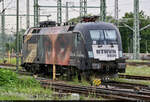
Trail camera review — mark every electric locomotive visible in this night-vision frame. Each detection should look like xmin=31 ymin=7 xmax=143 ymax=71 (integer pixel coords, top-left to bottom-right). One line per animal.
xmin=21 ymin=16 xmax=126 ymax=81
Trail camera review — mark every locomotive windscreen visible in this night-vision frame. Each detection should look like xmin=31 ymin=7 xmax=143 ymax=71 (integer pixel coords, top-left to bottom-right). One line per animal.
xmin=89 ymin=30 xmax=117 ymax=41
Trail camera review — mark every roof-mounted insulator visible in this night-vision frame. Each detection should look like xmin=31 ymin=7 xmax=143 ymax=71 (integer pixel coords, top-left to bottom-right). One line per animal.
xmin=39 ymin=21 xmax=56 ymax=27
xmin=57 ymin=23 xmax=61 ymax=26
xmin=81 ymin=16 xmax=99 ymax=22
xmin=63 ymin=22 xmax=69 ymax=26
xmin=68 ymin=22 xmax=75 ymax=26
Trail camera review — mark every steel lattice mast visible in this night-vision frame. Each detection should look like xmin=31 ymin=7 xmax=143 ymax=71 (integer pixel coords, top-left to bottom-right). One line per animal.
xmin=100 ymin=0 xmax=106 ymax=21
xmin=80 ymin=0 xmax=83 ymax=17
xmin=133 ymin=0 xmax=140 ymax=59
xmin=80 ymin=0 xmax=87 ymax=17
xmin=57 ymin=0 xmax=62 ymax=25
xmin=26 ymin=0 xmax=30 ymax=29
xmin=114 ymin=0 xmax=119 ymax=26
xmin=83 ymin=0 xmax=87 ymax=16
xmin=34 ymin=0 xmax=39 ymax=27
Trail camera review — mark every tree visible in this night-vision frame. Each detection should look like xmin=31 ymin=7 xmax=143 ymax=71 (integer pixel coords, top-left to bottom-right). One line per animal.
xmin=119 ymin=11 xmax=150 ymax=53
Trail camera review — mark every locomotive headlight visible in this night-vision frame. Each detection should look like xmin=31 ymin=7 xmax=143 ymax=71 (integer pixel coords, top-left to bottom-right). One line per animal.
xmin=88 ymin=51 xmax=94 ymax=58
xmin=119 ymin=51 xmax=123 ymax=57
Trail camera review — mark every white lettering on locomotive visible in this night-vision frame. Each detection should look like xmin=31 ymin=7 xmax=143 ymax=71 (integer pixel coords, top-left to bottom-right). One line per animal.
xmin=92 ymin=45 xmax=119 ymax=61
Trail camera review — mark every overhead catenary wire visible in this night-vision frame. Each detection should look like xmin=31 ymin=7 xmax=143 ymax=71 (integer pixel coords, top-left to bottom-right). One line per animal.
xmin=1 ymin=0 xmax=149 ymax=32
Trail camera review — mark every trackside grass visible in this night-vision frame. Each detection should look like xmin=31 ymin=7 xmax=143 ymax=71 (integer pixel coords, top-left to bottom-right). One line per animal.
xmin=0 ymin=68 xmax=53 ymax=100
xmin=121 ymin=65 xmax=150 ymax=76
xmin=0 ymin=57 xmax=21 ymax=65
xmin=113 ymin=64 xmax=150 ymax=85
xmin=126 ymin=60 xmax=149 ymax=63
xmin=111 ymin=78 xmax=150 ymax=86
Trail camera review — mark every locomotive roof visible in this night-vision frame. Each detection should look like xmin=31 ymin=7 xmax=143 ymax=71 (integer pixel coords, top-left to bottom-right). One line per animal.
xmin=73 ymin=21 xmax=120 ymax=40
xmin=24 ymin=22 xmax=118 ymax=35
xmin=24 ymin=26 xmax=70 ymax=35
xmin=74 ymin=22 xmax=117 ymax=30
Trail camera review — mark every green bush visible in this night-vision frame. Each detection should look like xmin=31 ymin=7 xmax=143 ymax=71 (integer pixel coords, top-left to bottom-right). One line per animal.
xmin=0 ymin=69 xmax=40 ymax=88
xmin=0 ymin=69 xmax=53 ymax=100
xmin=0 ymin=69 xmax=18 ymax=87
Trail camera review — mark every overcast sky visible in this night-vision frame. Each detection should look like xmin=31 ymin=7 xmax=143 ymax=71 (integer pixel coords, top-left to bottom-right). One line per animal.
xmin=0 ymin=0 xmax=150 ymax=34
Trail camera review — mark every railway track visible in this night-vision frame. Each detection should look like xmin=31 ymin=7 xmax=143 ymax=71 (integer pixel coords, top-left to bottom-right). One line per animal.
xmin=0 ymin=63 xmax=16 ymax=67
xmin=103 ymin=81 xmax=150 ymax=92
xmin=38 ymin=79 xmax=150 ymax=101
xmin=127 ymin=62 xmax=150 ymax=66
xmin=119 ymin=74 xmax=150 ymax=80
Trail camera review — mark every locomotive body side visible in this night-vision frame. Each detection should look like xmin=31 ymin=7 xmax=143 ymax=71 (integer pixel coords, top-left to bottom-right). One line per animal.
xmin=21 ymin=26 xmax=83 ymax=74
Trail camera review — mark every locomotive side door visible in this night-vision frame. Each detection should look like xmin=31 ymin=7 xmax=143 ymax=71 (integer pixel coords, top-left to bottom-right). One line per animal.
xmin=74 ymin=32 xmax=86 ymax=70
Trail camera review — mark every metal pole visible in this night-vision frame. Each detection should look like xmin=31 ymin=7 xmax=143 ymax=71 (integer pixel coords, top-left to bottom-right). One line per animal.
xmin=38 ymin=8 xmax=40 ymax=22
xmin=133 ymin=0 xmax=140 ymax=59
xmin=4 ymin=14 xmax=49 ymax=17
xmin=57 ymin=0 xmax=62 ymax=25
xmin=20 ymin=16 xmax=22 ymax=30
xmin=53 ymin=64 xmax=56 ymax=80
xmin=100 ymin=0 xmax=106 ymax=21
xmin=20 ymin=16 xmax=22 ymax=53
xmin=34 ymin=0 xmax=35 ymax=26
xmin=1 ymin=0 xmax=5 ymax=62
xmin=114 ymin=0 xmax=119 ymax=26
xmin=140 ymin=24 xmax=150 ymax=31
xmin=8 ymin=34 xmax=10 ymax=63
xmin=34 ymin=0 xmax=39 ymax=27
xmin=26 ymin=0 xmax=30 ymax=29
xmin=80 ymin=0 xmax=83 ymax=17
xmin=146 ymin=40 xmax=148 ymax=53
xmin=39 ymin=5 xmax=100 ymax=8
xmin=66 ymin=2 xmax=68 ymax=22
xmin=16 ymin=0 xmax=19 ymax=70
xmin=83 ymin=0 xmax=87 ymax=16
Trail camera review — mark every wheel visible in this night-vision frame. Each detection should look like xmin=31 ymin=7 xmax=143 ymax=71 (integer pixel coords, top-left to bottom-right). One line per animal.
xmin=67 ymin=68 xmax=72 ymax=81
xmin=77 ymin=70 xmax=82 ymax=82
xmin=102 ymin=76 xmax=110 ymax=82
xmin=24 ymin=64 xmax=30 ymax=72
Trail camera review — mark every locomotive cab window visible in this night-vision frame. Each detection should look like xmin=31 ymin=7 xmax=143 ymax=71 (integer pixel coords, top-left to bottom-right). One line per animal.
xmin=104 ymin=30 xmax=117 ymax=40
xmin=89 ymin=30 xmax=104 ymax=40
